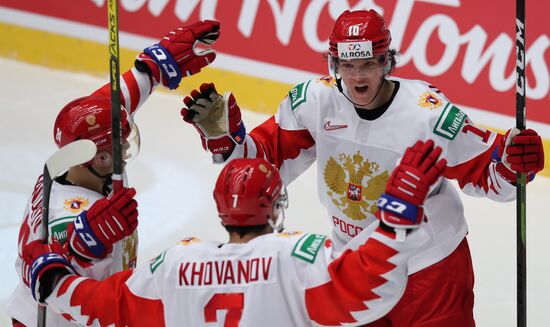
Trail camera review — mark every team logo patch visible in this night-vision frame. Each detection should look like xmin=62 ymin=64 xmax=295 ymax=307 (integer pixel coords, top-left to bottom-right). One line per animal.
xmin=63 ymin=197 xmax=90 ymax=213
xmin=179 ymin=237 xmax=200 ymax=245
xmin=288 ymin=81 xmax=311 ymax=110
xmin=291 ymin=234 xmax=326 ymax=263
xmin=418 ymin=91 xmax=442 ymax=110
xmin=149 ymin=250 xmax=166 ymax=273
xmin=324 ymin=152 xmax=389 ymax=221
xmin=433 ymin=103 xmax=467 ymax=140
xmin=48 ymin=216 xmax=74 ymax=243
xmin=317 ymin=75 xmax=336 ymax=88
xmin=277 ymin=230 xmax=303 ymax=238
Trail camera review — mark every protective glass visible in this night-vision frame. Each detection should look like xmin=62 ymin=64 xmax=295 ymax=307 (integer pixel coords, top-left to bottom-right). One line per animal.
xmin=123 ymin=121 xmax=140 ymax=161
xmin=336 ymin=55 xmax=385 ymax=77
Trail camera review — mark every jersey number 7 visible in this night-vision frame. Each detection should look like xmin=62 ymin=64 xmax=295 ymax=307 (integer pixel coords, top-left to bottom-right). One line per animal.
xmin=204 ymin=292 xmax=244 ymax=326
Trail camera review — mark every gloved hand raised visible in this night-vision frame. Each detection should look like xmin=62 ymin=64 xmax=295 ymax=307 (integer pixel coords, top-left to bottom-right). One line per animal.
xmin=22 ymin=239 xmax=75 ymax=304
xmin=181 ymin=83 xmax=246 ymax=156
xmin=496 ymin=127 xmax=544 ymax=184
xmin=135 ymin=20 xmax=220 ymax=89
xmin=375 ymin=140 xmax=447 ymax=232
xmin=68 ymin=187 xmax=138 ymax=261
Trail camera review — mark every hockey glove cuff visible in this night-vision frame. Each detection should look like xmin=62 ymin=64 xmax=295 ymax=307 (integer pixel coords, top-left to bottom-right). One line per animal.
xmin=135 ymin=20 xmax=220 ymax=89
xmin=22 ymin=240 xmax=75 ymax=304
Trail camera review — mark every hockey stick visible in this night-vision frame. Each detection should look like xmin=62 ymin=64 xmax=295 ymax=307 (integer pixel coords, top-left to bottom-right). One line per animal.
xmin=107 ymin=0 xmax=138 ymax=271
xmin=37 ymin=139 xmax=97 ymax=327
xmin=515 ymin=0 xmax=527 ymax=325
xmin=108 ymin=0 xmax=123 ymax=192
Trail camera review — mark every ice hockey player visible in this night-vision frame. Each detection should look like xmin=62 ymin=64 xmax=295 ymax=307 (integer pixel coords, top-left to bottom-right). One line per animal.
xmin=179 ymin=9 xmax=545 ymax=326
xmin=7 ymin=20 xmax=220 ymax=327
xmin=23 ymin=140 xmax=446 ymax=326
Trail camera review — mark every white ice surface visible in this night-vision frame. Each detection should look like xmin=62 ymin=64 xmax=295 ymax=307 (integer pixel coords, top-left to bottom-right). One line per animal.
xmin=0 ymin=58 xmax=548 ymax=326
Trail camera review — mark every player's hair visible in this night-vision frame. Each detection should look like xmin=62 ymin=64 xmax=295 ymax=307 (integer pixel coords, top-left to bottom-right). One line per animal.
xmin=223 ymin=224 xmax=269 ymax=238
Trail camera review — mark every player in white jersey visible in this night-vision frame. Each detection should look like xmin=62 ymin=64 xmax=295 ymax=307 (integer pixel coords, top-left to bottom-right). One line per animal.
xmin=21 ymin=141 xmax=447 ymax=327
xmin=7 ymin=20 xmax=221 ymax=327
xmin=179 ymin=10 xmax=545 ymax=326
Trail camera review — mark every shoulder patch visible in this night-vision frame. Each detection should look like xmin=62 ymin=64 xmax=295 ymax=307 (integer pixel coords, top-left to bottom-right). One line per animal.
xmin=418 ymin=91 xmax=442 ymax=110
xmin=63 ymin=196 xmax=90 ymax=213
xmin=178 ymin=237 xmax=200 ymax=245
xmin=149 ymin=250 xmax=166 ymax=273
xmin=288 ymin=80 xmax=311 ymax=110
xmin=316 ymin=75 xmax=336 ymax=88
xmin=433 ymin=103 xmax=467 ymax=140
xmin=277 ymin=230 xmax=303 ymax=237
xmin=291 ymin=233 xmax=326 ymax=263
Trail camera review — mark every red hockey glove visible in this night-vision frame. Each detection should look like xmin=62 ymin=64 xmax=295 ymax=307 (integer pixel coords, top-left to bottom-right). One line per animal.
xmin=496 ymin=128 xmax=544 ymax=184
xmin=135 ymin=20 xmax=220 ymax=89
xmin=375 ymin=140 xmax=447 ymax=231
xmin=181 ymin=83 xmax=246 ymax=156
xmin=22 ymin=239 xmax=75 ymax=303
xmin=68 ymin=187 xmax=138 ymax=261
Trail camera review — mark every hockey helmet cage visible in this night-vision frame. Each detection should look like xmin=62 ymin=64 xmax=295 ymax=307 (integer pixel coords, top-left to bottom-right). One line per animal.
xmin=53 ymin=96 xmax=140 ymax=159
xmin=214 ymin=158 xmax=287 ymax=227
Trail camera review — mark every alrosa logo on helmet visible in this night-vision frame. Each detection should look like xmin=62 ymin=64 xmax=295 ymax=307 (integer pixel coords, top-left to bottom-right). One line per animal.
xmin=338 ymin=41 xmax=373 ymax=59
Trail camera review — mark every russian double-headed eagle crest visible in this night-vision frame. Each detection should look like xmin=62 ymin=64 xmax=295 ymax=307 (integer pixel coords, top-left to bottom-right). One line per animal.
xmin=324 ymin=151 xmax=389 ymax=221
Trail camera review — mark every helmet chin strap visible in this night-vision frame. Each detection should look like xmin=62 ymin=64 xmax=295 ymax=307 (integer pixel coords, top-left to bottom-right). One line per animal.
xmin=336 ymin=76 xmax=385 ymax=108
xmin=87 ymin=165 xmax=113 ymax=194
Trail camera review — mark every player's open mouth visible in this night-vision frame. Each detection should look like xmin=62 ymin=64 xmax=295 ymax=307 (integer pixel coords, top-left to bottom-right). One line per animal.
xmin=355 ymin=85 xmax=368 ymax=93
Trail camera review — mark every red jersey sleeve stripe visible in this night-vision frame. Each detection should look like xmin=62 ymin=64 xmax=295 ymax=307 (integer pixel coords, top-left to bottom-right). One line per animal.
xmin=305 ymin=238 xmax=398 ymax=325
xmin=67 ymin=270 xmax=165 ymax=327
xmin=250 ymin=116 xmax=315 ymax=169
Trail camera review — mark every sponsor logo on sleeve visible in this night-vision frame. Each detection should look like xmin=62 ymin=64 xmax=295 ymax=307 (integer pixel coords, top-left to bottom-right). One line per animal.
xmin=48 ymin=217 xmax=75 ymax=243
xmin=433 ymin=103 xmax=467 ymax=140
xmin=288 ymin=80 xmax=310 ymax=110
xmin=149 ymin=250 xmax=166 ymax=273
xmin=291 ymin=233 xmax=326 ymax=263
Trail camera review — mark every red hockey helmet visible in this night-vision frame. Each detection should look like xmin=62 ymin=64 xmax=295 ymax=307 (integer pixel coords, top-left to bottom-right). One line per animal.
xmin=214 ymin=158 xmax=286 ymax=227
xmin=328 ymin=9 xmax=391 ymax=59
xmin=53 ymin=96 xmax=139 ymax=158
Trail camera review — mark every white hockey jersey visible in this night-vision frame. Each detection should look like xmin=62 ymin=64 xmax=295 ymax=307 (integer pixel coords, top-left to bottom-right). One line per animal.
xmin=227 ymin=76 xmax=516 ymax=274
xmin=7 ymin=67 xmax=155 ymax=327
xmin=45 ymin=226 xmax=428 ymax=327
